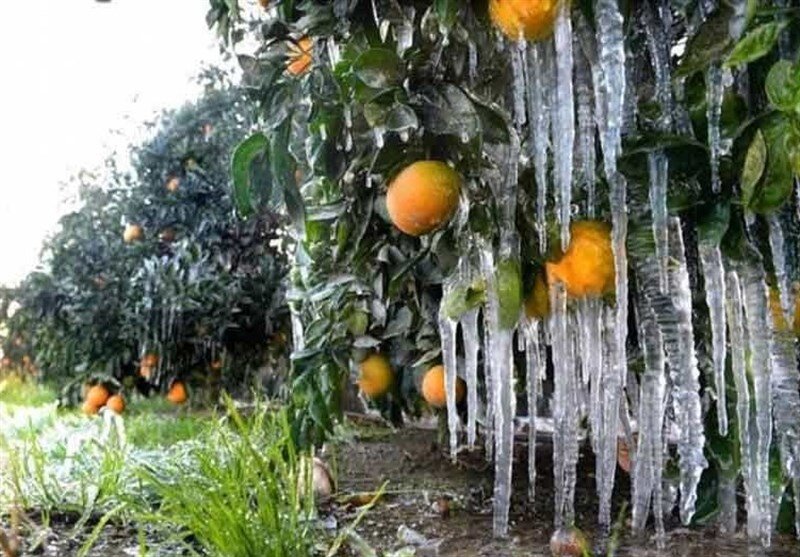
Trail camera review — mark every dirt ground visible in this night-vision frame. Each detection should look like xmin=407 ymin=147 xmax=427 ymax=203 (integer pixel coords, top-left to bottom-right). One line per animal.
xmin=329 ymin=426 xmax=800 ymax=557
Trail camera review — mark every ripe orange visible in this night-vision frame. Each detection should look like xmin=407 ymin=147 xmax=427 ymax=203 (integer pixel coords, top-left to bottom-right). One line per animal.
xmin=386 ymin=161 xmax=461 ymax=236
xmin=545 ymin=221 xmax=615 ymax=298
xmin=524 ymin=272 xmax=550 ymax=319
xmin=142 ymin=353 xmax=159 ymax=367
xmin=286 ymin=37 xmax=313 ymax=76
xmin=85 ymin=384 xmax=110 ymax=407
xmin=165 ymin=176 xmax=180 ymax=192
xmin=123 ymin=224 xmax=143 ymax=243
xmin=210 ymin=359 xmax=223 ymax=372
xmin=139 ymin=365 xmax=153 ymax=380
xmin=357 ymin=354 xmax=393 ymax=398
xmin=82 ymin=400 xmax=100 ymax=416
xmin=106 ymin=394 xmax=126 ymax=414
xmin=489 ymin=0 xmax=559 ymax=41
xmin=421 ymin=365 xmax=465 ymax=408
xmin=167 ymin=381 xmax=188 ymax=404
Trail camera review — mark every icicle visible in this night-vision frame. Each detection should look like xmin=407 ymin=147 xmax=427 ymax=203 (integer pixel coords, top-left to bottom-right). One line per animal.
xmin=461 ymin=308 xmax=480 ymax=449
xmin=574 ymin=44 xmax=595 ymax=217
xmin=596 ymin=304 xmax=623 ymax=529
xmin=550 ymin=282 xmax=579 ymax=528
xmin=510 ymin=39 xmax=527 ymax=130
xmin=480 ymin=246 xmax=517 ymax=537
xmin=739 ymin=262 xmax=774 ymax=545
xmin=767 ymin=213 xmax=794 ymax=324
xmin=726 ymin=272 xmax=757 ymax=536
xmin=707 ymin=64 xmax=724 ymax=193
xmin=648 ymin=152 xmax=670 ymax=292
xmin=698 ymin=242 xmax=728 ymax=436
xmin=553 ymin=1 xmax=575 ymax=250
xmin=717 ymin=475 xmax=738 ymax=534
xmin=438 ymin=295 xmax=461 ymax=462
xmin=637 ymin=219 xmax=707 ymax=525
xmin=482 ymin=304 xmax=494 ymax=461
xmin=526 ymin=42 xmax=553 ymax=251
xmin=594 ymin=0 xmax=628 ymax=399
xmin=631 ymin=297 xmax=666 ymax=546
xmin=290 ymin=303 xmax=305 ymax=351
xmin=577 ymin=298 xmax=603 ymax=453
xmin=523 ymin=319 xmax=543 ymax=502
xmin=766 ymin=265 xmax=800 ymax=540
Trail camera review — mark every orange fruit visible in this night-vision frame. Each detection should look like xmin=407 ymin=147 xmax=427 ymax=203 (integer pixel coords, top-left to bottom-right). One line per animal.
xmin=524 ymin=272 xmax=550 ymax=319
xmin=139 ymin=365 xmax=153 ymax=380
xmin=82 ymin=400 xmax=100 ymax=416
xmin=286 ymin=37 xmax=313 ymax=76
xmin=167 ymin=381 xmax=188 ymax=404
xmin=142 ymin=353 xmax=159 ymax=367
xmin=106 ymin=394 xmax=126 ymax=414
xmin=421 ymin=365 xmax=465 ymax=408
xmin=123 ymin=224 xmax=143 ymax=243
xmin=545 ymin=221 xmax=615 ymax=298
xmin=357 ymin=354 xmax=393 ymax=398
xmin=86 ymin=385 xmax=110 ymax=407
xmin=165 ymin=176 xmax=180 ymax=192
xmin=258 ymin=0 xmax=269 ymax=7
xmin=210 ymin=359 xmax=223 ymax=372
xmin=489 ymin=0 xmax=559 ymax=41
xmin=386 ymin=161 xmax=461 ymax=236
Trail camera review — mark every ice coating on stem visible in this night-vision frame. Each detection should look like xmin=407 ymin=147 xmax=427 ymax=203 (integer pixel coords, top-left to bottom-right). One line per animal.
xmin=698 ymin=243 xmax=728 ymax=436
xmin=461 ymin=309 xmax=480 ymax=448
xmin=550 ymin=283 xmax=579 ymax=528
xmin=523 ymin=319 xmax=543 ymax=502
xmin=739 ymin=261 xmax=774 ymax=545
xmin=553 ymin=1 xmax=575 ymax=250
xmin=526 ymin=42 xmax=553 ymax=251
xmin=438 ymin=299 xmax=460 ymax=462
xmin=631 ymin=296 xmax=666 ymax=546
xmin=706 ymin=64 xmax=724 ymax=193
xmin=648 ymin=152 xmax=670 ymax=292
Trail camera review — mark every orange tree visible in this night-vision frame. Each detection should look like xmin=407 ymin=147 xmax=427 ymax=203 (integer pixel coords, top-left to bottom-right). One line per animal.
xmin=0 ymin=69 xmax=289 ymax=401
xmin=209 ymin=0 xmax=800 ymax=530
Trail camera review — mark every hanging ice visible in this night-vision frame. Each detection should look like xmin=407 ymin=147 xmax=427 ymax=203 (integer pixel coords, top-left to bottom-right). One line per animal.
xmin=438 ymin=299 xmax=460 ymax=462
xmin=461 ymin=308 xmax=480 ymax=448
xmin=631 ymin=296 xmax=666 ymax=546
xmin=553 ymin=0 xmax=575 ymax=250
xmin=510 ymin=39 xmax=527 ymax=130
xmin=550 ymin=283 xmax=579 ymax=528
xmin=706 ymin=64 xmax=724 ymax=193
xmin=526 ymin=42 xmax=554 ymax=251
xmin=576 ymin=297 xmax=603 ymax=453
xmin=574 ymin=44 xmax=595 ymax=217
xmin=638 ymin=218 xmax=707 ymax=525
xmin=482 ymin=303 xmax=494 ymax=461
xmin=698 ymin=242 xmax=728 ymax=436
xmin=648 ymin=152 xmax=670 ymax=292
xmin=523 ymin=319 xmax=543 ymax=502
xmin=767 ymin=213 xmax=794 ymax=324
xmin=739 ymin=261 xmax=774 ymax=546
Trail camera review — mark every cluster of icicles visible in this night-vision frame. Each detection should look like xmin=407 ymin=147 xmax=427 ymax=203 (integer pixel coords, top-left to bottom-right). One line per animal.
xmin=431 ymin=0 xmax=800 ymax=548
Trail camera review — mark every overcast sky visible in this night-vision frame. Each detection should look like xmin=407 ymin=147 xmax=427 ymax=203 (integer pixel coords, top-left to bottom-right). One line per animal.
xmin=0 ymin=0 xmax=222 ymax=286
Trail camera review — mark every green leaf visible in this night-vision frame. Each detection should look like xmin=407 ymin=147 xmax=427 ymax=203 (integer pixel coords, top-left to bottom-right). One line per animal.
xmin=231 ymin=132 xmax=270 ymax=217
xmin=419 ymin=84 xmax=482 ymax=141
xmin=442 ymin=279 xmax=487 ymax=320
xmin=353 ymin=48 xmax=405 ymax=90
xmin=697 ymin=202 xmax=730 ymax=246
xmin=765 ymin=60 xmax=800 ymax=113
xmin=741 ymin=129 xmax=767 ymax=210
xmin=676 ymin=6 xmax=734 ymax=77
xmin=724 ymin=20 xmax=789 ymax=67
xmin=748 ymin=120 xmax=795 ymax=214
xmin=434 ymin=0 xmax=459 ymax=32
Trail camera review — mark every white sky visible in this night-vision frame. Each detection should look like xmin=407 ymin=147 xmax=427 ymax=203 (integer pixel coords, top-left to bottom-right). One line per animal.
xmin=0 ymin=0 xmax=222 ymax=287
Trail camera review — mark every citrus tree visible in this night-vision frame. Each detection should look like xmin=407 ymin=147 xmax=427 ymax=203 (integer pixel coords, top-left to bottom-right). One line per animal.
xmin=209 ymin=0 xmax=800 ymax=539
xmin=1 ymin=68 xmax=290 ymax=401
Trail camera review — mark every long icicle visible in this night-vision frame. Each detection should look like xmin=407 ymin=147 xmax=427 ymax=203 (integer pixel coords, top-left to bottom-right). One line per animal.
xmin=524 ymin=319 xmax=543 ymax=502
xmin=698 ymin=242 xmax=728 ymax=436
xmin=437 ymin=294 xmax=460 ymax=462
xmin=739 ymin=260 xmax=774 ymax=546
xmin=553 ymin=0 xmax=575 ymax=250
xmin=462 ymin=308 xmax=480 ymax=448
xmin=527 ymin=42 xmax=554 ymax=252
